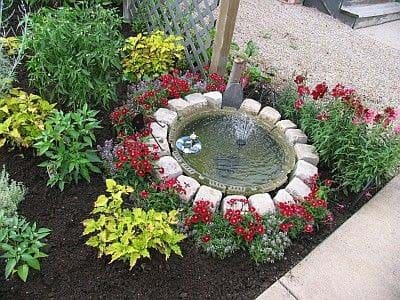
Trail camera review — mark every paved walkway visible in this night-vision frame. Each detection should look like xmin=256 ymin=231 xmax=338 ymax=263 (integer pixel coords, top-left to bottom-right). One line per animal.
xmin=257 ymin=175 xmax=400 ymax=300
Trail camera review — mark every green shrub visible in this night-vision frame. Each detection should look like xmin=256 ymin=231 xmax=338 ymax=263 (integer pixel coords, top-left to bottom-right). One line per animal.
xmin=0 ymin=88 xmax=55 ymax=148
xmin=34 ymin=105 xmax=102 ymax=190
xmin=25 ymin=0 xmax=122 ymax=8
xmin=83 ymin=179 xmax=185 ymax=269
xmin=0 ymin=211 xmax=50 ymax=282
xmin=278 ymin=78 xmax=400 ymax=193
xmin=122 ymin=31 xmax=184 ymax=82
xmin=27 ymin=6 xmax=123 ymax=108
xmin=0 ymin=166 xmax=26 ymax=217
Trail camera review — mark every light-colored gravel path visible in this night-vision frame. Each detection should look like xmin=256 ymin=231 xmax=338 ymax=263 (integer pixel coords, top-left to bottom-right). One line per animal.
xmin=233 ymin=0 xmax=400 ymax=110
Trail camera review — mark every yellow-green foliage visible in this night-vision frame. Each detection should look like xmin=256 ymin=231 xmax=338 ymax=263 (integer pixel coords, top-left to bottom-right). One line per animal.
xmin=122 ymin=31 xmax=184 ymax=82
xmin=82 ymin=179 xmax=186 ymax=269
xmin=0 ymin=37 xmax=21 ymax=56
xmin=0 ymin=89 xmax=55 ymax=148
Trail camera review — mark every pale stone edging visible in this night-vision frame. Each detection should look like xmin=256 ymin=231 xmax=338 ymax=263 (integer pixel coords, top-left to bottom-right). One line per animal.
xmin=150 ymin=92 xmax=320 ymax=215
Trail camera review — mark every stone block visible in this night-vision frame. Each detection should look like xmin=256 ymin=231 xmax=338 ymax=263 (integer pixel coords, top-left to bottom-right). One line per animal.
xmin=168 ymin=98 xmax=190 ymax=115
xmin=150 ymin=122 xmax=168 ymax=140
xmin=285 ymin=128 xmax=308 ymax=145
xmin=176 ymin=175 xmax=200 ymax=203
xmin=153 ymin=108 xmax=177 ymax=126
xmin=258 ymin=106 xmax=281 ymax=124
xmin=239 ymin=98 xmax=261 ymax=115
xmin=248 ymin=193 xmax=276 ymax=215
xmin=221 ymin=195 xmax=248 ymax=214
xmin=146 ymin=137 xmax=170 ymax=157
xmin=155 ymin=156 xmax=182 ymax=180
xmin=273 ymin=189 xmax=295 ymax=205
xmin=193 ymin=185 xmax=223 ymax=212
xmin=185 ymin=93 xmax=208 ymax=109
xmin=286 ymin=177 xmax=311 ymax=200
xmin=276 ymin=120 xmax=297 ymax=132
xmin=204 ymin=91 xmax=222 ymax=109
xmin=294 ymin=143 xmax=319 ymax=166
xmin=292 ymin=160 xmax=318 ymax=183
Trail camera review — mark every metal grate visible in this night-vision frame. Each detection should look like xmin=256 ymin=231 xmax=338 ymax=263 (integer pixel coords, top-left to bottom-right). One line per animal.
xmin=125 ymin=0 xmax=220 ymax=75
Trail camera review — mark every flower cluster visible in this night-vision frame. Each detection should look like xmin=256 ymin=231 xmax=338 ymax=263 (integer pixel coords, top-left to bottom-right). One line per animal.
xmin=206 ymin=72 xmax=226 ymax=92
xmin=221 ymin=198 xmax=266 ymax=243
xmin=278 ymin=175 xmax=333 ymax=238
xmin=114 ymin=134 xmax=160 ymax=178
xmin=184 ymin=200 xmax=214 ymax=226
xmin=159 ymin=70 xmax=198 ymax=98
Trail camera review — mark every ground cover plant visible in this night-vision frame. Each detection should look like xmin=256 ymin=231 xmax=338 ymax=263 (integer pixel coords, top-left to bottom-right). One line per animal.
xmin=27 ymin=5 xmax=123 ymax=108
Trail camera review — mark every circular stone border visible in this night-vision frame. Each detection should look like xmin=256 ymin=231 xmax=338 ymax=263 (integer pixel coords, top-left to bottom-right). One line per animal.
xmin=151 ymin=92 xmax=320 ymax=214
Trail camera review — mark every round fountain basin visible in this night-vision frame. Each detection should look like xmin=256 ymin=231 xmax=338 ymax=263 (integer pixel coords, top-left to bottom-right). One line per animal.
xmin=169 ymin=109 xmax=296 ymax=195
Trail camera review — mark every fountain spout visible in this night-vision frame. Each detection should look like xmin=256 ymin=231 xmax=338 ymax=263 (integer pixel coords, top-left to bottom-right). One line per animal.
xmin=234 ymin=114 xmax=255 ymax=146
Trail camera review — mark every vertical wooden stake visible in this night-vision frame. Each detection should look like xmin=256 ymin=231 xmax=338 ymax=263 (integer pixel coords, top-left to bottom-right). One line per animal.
xmin=210 ymin=0 xmax=240 ymax=76
xmin=123 ymin=0 xmax=133 ymax=22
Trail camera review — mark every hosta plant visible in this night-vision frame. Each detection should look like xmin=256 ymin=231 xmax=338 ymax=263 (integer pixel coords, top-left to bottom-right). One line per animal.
xmin=82 ymin=179 xmax=185 ymax=269
xmin=34 ymin=104 xmax=102 ymax=191
xmin=0 ymin=166 xmax=26 ymax=217
xmin=185 ymin=200 xmax=291 ymax=264
xmin=0 ymin=88 xmax=55 ymax=148
xmin=122 ymin=31 xmax=184 ymax=82
xmin=0 ymin=211 xmax=50 ymax=282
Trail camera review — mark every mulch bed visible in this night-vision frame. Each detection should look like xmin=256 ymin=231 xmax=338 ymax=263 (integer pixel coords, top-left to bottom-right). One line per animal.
xmin=0 ymin=3 xmax=374 ymax=299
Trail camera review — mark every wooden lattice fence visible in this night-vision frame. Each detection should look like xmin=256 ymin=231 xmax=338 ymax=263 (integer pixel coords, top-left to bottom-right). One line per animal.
xmin=123 ymin=0 xmax=220 ymax=75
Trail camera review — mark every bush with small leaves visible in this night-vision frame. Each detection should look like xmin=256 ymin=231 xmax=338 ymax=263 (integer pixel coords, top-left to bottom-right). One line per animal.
xmin=0 ymin=166 xmax=26 ymax=217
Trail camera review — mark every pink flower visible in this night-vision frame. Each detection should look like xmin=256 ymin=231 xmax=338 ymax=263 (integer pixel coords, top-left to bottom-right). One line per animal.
xmin=394 ymin=125 xmax=400 ymax=134
xmin=294 ymin=98 xmax=305 ymax=111
xmin=363 ymin=108 xmax=377 ymax=124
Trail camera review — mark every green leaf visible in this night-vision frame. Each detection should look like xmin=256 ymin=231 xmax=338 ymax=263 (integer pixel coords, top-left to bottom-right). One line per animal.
xmin=5 ymin=258 xmax=17 ymax=278
xmin=17 ymin=264 xmax=29 ymax=282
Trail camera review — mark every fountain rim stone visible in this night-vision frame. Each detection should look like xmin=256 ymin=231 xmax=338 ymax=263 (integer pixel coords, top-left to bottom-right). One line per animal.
xmin=168 ymin=107 xmax=296 ymax=196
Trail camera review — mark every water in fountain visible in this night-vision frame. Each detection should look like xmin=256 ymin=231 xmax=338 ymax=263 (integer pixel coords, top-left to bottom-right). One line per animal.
xmin=233 ymin=114 xmax=255 ymax=146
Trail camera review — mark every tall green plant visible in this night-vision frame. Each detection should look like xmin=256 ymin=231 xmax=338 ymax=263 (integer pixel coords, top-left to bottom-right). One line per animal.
xmin=27 ymin=6 xmax=123 ymax=108
xmin=0 ymin=166 xmax=26 ymax=217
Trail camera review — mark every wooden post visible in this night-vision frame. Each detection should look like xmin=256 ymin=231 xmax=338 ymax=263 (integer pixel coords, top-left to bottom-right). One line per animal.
xmin=228 ymin=57 xmax=246 ymax=86
xmin=123 ymin=0 xmax=133 ymax=22
xmin=210 ymin=0 xmax=240 ymax=76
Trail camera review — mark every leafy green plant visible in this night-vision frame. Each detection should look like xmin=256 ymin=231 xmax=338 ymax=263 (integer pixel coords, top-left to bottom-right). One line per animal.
xmin=0 ymin=88 xmax=55 ymax=148
xmin=0 ymin=165 xmax=26 ymax=217
xmin=34 ymin=105 xmax=102 ymax=190
xmin=278 ymin=76 xmax=400 ymax=193
xmin=83 ymin=179 xmax=185 ymax=269
xmin=27 ymin=6 xmax=123 ymax=108
xmin=122 ymin=31 xmax=184 ymax=82
xmin=0 ymin=211 xmax=50 ymax=282
xmin=25 ymin=0 xmax=122 ymax=8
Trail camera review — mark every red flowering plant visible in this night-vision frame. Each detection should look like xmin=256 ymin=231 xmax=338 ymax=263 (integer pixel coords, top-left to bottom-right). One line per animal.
xmin=184 ymin=199 xmax=291 ymax=264
xmin=278 ymin=74 xmax=400 ymax=193
xmin=277 ymin=175 xmax=333 ymax=239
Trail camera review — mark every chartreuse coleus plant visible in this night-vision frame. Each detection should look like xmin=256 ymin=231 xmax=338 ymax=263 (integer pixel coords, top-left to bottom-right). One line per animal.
xmin=0 ymin=37 xmax=21 ymax=56
xmin=0 ymin=88 xmax=55 ymax=148
xmin=83 ymin=179 xmax=185 ymax=269
xmin=122 ymin=31 xmax=184 ymax=82
xmin=34 ymin=104 xmax=102 ymax=191
xmin=0 ymin=211 xmax=51 ymax=282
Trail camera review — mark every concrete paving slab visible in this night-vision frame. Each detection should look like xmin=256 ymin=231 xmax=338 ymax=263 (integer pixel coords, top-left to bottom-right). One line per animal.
xmin=256 ymin=281 xmax=296 ymax=300
xmin=257 ymin=175 xmax=400 ymax=300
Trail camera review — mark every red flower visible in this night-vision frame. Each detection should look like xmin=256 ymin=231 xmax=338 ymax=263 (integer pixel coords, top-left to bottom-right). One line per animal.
xmin=294 ymin=98 xmax=305 ymax=111
xmin=304 ymin=224 xmax=314 ymax=233
xmin=317 ymin=112 xmax=330 ymax=121
xmin=201 ymin=234 xmax=211 ymax=243
xmin=235 ymin=226 xmax=245 ymax=235
xmin=115 ymin=162 xmax=124 ymax=169
xmin=139 ymin=190 xmax=149 ymax=199
xmin=294 ymin=75 xmax=305 ymax=85
xmin=280 ymin=222 xmax=293 ymax=233
xmin=244 ymin=233 xmax=253 ymax=242
xmin=311 ymin=82 xmax=328 ymax=100
xmin=256 ymin=225 xmax=265 ymax=235
xmin=297 ymin=85 xmax=310 ymax=96
xmin=324 ymin=179 xmax=333 ymax=187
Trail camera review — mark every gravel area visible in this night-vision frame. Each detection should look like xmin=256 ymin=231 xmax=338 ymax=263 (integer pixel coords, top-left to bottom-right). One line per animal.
xmin=233 ymin=0 xmax=400 ymax=110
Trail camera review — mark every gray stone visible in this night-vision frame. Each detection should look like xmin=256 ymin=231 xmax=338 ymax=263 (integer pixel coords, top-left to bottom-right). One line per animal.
xmin=294 ymin=143 xmax=319 ymax=166
xmin=176 ymin=175 xmax=200 ymax=203
xmin=185 ymin=93 xmax=208 ymax=109
xmin=168 ymin=98 xmax=190 ymax=114
xmin=248 ymin=193 xmax=275 ymax=215
xmin=153 ymin=108 xmax=178 ymax=126
xmin=221 ymin=195 xmax=248 ymax=214
xmin=276 ymin=119 xmax=297 ymax=133
xmin=273 ymin=189 xmax=295 ymax=205
xmin=193 ymin=185 xmax=223 ymax=212
xmin=150 ymin=122 xmax=168 ymax=140
xmin=292 ymin=160 xmax=318 ymax=183
xmin=258 ymin=106 xmax=281 ymax=124
xmin=204 ymin=91 xmax=222 ymax=108
xmin=155 ymin=156 xmax=182 ymax=180
xmin=146 ymin=137 xmax=170 ymax=157
xmin=285 ymin=128 xmax=308 ymax=145
xmin=286 ymin=177 xmax=311 ymax=200
xmin=239 ymin=98 xmax=261 ymax=115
